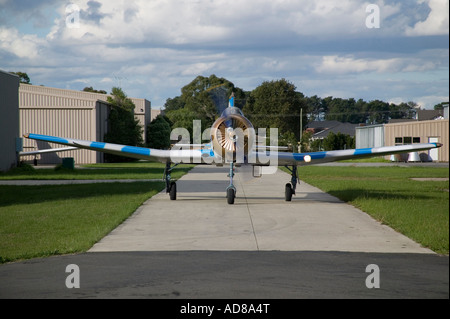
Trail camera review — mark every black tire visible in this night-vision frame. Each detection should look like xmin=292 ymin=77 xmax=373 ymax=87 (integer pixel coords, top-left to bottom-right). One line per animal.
xmin=169 ymin=182 xmax=177 ymax=200
xmin=285 ymin=183 xmax=293 ymax=201
xmin=227 ymin=188 xmax=235 ymax=205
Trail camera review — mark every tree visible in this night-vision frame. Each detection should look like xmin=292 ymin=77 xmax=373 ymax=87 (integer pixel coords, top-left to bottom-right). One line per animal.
xmin=322 ymin=132 xmax=355 ymax=151
xmin=164 ymin=96 xmax=185 ymax=112
xmin=366 ymin=99 xmax=390 ymax=124
xmin=244 ymin=79 xmax=306 ymax=144
xmin=107 ymin=87 xmax=136 ymax=111
xmin=147 ymin=115 xmax=171 ymax=149
xmin=389 ymin=102 xmax=416 ymax=120
xmin=10 ymin=71 xmax=31 ymax=84
xmin=82 ymin=86 xmax=107 ymax=94
xmin=104 ymin=87 xmax=143 ymax=162
xmin=164 ymin=75 xmax=247 ymax=141
xmin=434 ymin=102 xmax=449 ymax=110
xmin=164 ymin=107 xmax=198 ymax=143
xmin=304 ymin=95 xmax=323 ymax=121
xmin=325 ymin=98 xmax=367 ymax=124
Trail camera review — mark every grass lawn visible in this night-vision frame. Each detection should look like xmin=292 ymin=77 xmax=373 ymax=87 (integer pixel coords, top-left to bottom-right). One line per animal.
xmin=0 ymin=161 xmax=194 ymax=180
xmin=0 ymin=162 xmax=193 ymax=263
xmin=293 ymin=166 xmax=449 ymax=255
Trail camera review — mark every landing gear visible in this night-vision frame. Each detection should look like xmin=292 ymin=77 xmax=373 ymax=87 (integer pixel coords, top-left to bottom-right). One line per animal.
xmin=285 ymin=183 xmax=293 ymax=201
xmin=164 ymin=162 xmax=178 ymax=200
xmin=284 ymin=165 xmax=299 ymax=201
xmin=226 ymin=162 xmax=236 ymax=205
xmin=227 ymin=187 xmax=235 ymax=204
xmin=169 ymin=181 xmax=177 ymax=200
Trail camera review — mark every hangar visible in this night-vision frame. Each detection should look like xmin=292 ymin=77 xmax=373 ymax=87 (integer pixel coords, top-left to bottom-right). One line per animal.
xmin=0 ymin=70 xmax=20 ymax=172
xmin=356 ymin=108 xmax=449 ymax=162
xmin=19 ymin=84 xmax=152 ymax=164
xmin=384 ymin=119 xmax=448 ymax=162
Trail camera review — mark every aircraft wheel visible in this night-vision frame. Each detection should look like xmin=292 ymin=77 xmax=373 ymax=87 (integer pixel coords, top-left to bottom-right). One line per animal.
xmin=169 ymin=182 xmax=177 ymax=200
xmin=227 ymin=188 xmax=235 ymax=205
xmin=285 ymin=183 xmax=293 ymax=201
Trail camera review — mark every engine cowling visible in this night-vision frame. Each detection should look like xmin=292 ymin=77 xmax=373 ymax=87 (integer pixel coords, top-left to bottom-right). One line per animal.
xmin=210 ymin=107 xmax=255 ymax=162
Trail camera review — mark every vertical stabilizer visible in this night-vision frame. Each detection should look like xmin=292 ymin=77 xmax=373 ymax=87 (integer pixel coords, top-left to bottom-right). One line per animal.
xmin=228 ymin=92 xmax=235 ymax=108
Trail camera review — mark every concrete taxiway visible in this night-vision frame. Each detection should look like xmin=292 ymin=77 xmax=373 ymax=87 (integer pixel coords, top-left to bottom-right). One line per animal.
xmin=2 ymin=165 xmax=448 ymax=299
xmin=89 ymin=165 xmax=433 ymax=254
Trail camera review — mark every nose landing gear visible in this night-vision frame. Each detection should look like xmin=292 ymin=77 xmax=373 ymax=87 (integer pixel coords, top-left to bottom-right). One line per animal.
xmin=164 ymin=162 xmax=178 ymax=200
xmin=226 ymin=162 xmax=236 ymax=204
xmin=284 ymin=165 xmax=299 ymax=201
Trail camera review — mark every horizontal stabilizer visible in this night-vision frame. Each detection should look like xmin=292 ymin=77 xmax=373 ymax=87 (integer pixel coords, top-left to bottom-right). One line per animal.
xmin=19 ymin=147 xmax=78 ymax=156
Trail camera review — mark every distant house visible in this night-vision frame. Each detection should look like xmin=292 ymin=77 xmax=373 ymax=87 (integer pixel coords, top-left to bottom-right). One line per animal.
xmin=416 ymin=109 xmax=445 ymax=121
xmin=306 ymin=120 xmax=359 ymax=140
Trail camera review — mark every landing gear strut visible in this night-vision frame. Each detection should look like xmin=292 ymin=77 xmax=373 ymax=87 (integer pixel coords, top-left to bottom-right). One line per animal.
xmin=284 ymin=165 xmax=299 ymax=201
xmin=226 ymin=162 xmax=236 ymax=204
xmin=164 ymin=162 xmax=178 ymax=200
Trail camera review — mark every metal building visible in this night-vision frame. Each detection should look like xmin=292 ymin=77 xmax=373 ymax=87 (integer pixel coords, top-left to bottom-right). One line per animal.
xmin=19 ymin=84 xmax=151 ymax=164
xmin=355 ymin=119 xmax=449 ymax=162
xmin=0 ymin=70 xmax=20 ymax=171
xmin=384 ymin=119 xmax=448 ymax=162
xmin=355 ymin=124 xmax=384 ymax=149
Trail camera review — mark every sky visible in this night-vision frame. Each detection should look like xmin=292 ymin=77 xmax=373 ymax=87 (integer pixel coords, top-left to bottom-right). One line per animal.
xmin=0 ymin=0 xmax=448 ymax=110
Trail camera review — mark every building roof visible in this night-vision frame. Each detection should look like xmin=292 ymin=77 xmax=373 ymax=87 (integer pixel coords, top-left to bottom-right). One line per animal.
xmin=388 ymin=118 xmax=417 ymax=124
xmin=306 ymin=120 xmax=341 ymax=130
xmin=416 ymin=109 xmax=444 ymax=121
xmin=307 ymin=121 xmax=359 ymax=139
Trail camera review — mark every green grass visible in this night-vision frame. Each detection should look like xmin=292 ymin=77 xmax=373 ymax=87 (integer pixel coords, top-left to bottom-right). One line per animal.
xmin=291 ymin=166 xmax=449 ymax=255
xmin=340 ymin=156 xmax=391 ymax=163
xmin=0 ymin=162 xmax=194 ymax=263
xmin=0 ymin=161 xmax=194 ymax=180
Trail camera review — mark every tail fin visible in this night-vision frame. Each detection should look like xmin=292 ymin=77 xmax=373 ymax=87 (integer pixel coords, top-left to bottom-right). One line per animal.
xmin=228 ymin=92 xmax=235 ymax=108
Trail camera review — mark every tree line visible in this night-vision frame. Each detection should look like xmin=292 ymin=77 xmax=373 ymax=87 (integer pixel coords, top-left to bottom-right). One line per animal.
xmin=153 ymin=74 xmax=421 ymax=150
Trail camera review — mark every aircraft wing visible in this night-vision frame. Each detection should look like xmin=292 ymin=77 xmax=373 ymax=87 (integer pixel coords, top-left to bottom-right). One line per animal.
xmin=274 ymin=143 xmax=442 ymax=166
xmin=25 ymin=133 xmax=442 ymax=166
xmin=24 ymin=133 xmax=205 ymax=163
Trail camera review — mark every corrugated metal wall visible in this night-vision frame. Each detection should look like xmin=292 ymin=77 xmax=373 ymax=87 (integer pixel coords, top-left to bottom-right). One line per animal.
xmin=356 ymin=125 xmax=384 ymax=149
xmin=20 ymin=106 xmax=99 ymax=164
xmin=18 ymin=84 xmax=151 ymax=164
xmin=0 ymin=70 xmax=20 ymax=171
xmin=384 ymin=120 xmax=449 ymax=162
xmin=20 ymin=85 xmax=103 ymax=164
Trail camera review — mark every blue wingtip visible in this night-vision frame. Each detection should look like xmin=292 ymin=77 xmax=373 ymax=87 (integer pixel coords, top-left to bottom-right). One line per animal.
xmin=27 ymin=133 xmax=69 ymax=144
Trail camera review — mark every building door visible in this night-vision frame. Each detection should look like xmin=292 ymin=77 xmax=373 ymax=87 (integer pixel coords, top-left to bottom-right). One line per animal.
xmin=429 ymin=137 xmax=439 ymax=161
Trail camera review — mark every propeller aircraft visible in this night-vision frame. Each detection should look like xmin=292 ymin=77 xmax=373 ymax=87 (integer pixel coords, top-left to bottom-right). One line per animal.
xmin=24 ymin=94 xmax=442 ymax=204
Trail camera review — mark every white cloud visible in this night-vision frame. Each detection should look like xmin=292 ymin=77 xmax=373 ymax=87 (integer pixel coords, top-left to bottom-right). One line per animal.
xmin=43 ymin=0 xmax=412 ymax=47
xmin=416 ymin=94 xmax=450 ymax=109
xmin=316 ymin=55 xmax=440 ymax=74
xmin=0 ymin=27 xmax=45 ymax=59
xmin=0 ymin=0 xmax=447 ymax=110
xmin=405 ymin=0 xmax=449 ymax=36
xmin=316 ymin=55 xmax=399 ymax=73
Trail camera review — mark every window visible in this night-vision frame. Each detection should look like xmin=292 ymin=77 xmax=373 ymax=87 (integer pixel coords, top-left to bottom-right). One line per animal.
xmin=395 ymin=137 xmax=421 ymax=145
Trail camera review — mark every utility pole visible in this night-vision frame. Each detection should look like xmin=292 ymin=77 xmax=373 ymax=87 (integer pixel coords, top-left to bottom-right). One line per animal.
xmin=299 ymin=108 xmax=302 ymax=153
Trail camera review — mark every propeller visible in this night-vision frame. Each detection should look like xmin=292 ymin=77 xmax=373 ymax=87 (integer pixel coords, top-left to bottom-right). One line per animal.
xmin=210 ymin=109 xmax=255 ymax=161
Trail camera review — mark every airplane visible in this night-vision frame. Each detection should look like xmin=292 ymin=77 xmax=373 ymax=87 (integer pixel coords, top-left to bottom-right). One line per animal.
xmin=24 ymin=94 xmax=442 ymax=204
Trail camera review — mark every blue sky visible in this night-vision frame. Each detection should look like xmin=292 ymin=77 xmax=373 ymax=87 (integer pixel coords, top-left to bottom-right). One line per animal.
xmin=1 ymin=0 xmax=448 ymax=109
